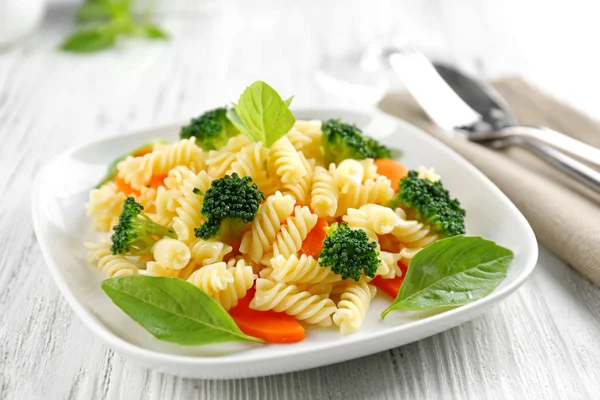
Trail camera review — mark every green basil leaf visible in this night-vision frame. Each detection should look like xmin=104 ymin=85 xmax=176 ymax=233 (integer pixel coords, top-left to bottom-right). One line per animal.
xmin=75 ymin=2 xmax=112 ymax=23
xmin=133 ymin=24 xmax=169 ymax=39
xmin=60 ymin=27 xmax=116 ymax=53
xmin=230 ymin=81 xmax=296 ymax=147
xmin=284 ymin=95 xmax=294 ymax=107
xmin=381 ymin=236 xmax=513 ymax=317
xmin=102 ymin=276 xmax=265 ymax=345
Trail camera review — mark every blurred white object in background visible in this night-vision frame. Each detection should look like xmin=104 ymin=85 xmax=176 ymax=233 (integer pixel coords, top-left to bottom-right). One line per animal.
xmin=0 ymin=0 xmax=47 ymax=47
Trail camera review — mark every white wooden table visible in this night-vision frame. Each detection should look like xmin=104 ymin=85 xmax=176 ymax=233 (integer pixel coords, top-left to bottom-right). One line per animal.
xmin=2 ymin=1 xmax=600 ymax=398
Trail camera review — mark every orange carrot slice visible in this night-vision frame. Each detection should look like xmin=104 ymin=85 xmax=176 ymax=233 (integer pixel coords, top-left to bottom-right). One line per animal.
xmin=372 ymin=275 xmax=404 ymax=298
xmin=299 ymin=218 xmax=328 ymax=258
xmin=147 ymin=173 xmax=168 ymax=189
xmin=114 ymin=175 xmax=139 ymax=196
xmin=229 ymin=288 xmax=305 ymax=343
xmin=371 ymin=262 xmax=409 ymax=298
xmin=374 ymin=159 xmax=409 ymax=192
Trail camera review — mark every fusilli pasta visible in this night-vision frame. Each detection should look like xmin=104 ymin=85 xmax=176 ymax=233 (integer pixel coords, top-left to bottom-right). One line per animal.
xmin=239 ymin=191 xmax=295 ymax=263
xmin=310 ymin=164 xmax=338 ymax=218
xmin=86 ymin=183 xmax=126 ymax=231
xmin=117 ymin=138 xmax=205 ymax=190
xmin=250 ymin=278 xmax=337 ymax=326
xmin=333 ymin=280 xmax=376 ymax=334
xmin=86 ymin=241 xmax=138 ymax=278
xmin=270 ymin=205 xmax=318 ymax=260
xmin=152 ymin=237 xmax=191 ymax=270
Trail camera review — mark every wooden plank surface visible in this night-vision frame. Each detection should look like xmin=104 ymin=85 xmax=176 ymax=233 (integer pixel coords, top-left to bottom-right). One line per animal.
xmin=2 ymin=1 xmax=600 ymax=399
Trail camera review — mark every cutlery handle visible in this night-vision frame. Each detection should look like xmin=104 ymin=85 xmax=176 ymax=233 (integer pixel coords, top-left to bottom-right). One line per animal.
xmin=489 ymin=137 xmax=600 ymax=193
xmin=502 ymin=126 xmax=600 ymax=167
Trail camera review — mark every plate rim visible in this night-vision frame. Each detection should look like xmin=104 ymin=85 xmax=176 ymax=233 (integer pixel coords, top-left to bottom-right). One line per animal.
xmin=31 ymin=107 xmax=538 ymax=374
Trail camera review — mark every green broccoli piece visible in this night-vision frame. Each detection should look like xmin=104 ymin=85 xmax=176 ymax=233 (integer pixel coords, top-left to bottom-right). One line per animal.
xmin=96 ymin=140 xmax=166 ymax=188
xmin=318 ymin=222 xmax=380 ymax=281
xmin=110 ymin=197 xmax=176 ymax=255
xmin=388 ymin=170 xmax=466 ymax=237
xmin=194 ymin=173 xmax=264 ymax=242
xmin=180 ymin=107 xmax=239 ymax=151
xmin=321 ymin=119 xmax=391 ymax=164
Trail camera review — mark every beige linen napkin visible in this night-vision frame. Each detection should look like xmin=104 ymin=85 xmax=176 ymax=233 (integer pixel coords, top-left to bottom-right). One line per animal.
xmin=379 ymin=77 xmax=600 ymax=285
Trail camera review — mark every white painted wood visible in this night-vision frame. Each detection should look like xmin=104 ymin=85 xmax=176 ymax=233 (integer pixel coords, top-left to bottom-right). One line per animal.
xmin=2 ymin=1 xmax=600 ymax=398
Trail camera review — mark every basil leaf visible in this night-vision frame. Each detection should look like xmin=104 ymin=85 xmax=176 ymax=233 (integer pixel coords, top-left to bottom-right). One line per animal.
xmin=60 ymin=27 xmax=116 ymax=52
xmin=102 ymin=276 xmax=265 ymax=345
xmin=229 ymin=81 xmax=295 ymax=147
xmin=134 ymin=24 xmax=169 ymax=39
xmin=75 ymin=2 xmax=112 ymax=23
xmin=284 ymin=95 xmax=294 ymax=107
xmin=381 ymin=236 xmax=513 ymax=317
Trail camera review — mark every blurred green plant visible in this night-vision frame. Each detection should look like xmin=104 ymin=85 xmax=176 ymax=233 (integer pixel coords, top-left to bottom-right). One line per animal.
xmin=60 ymin=0 xmax=168 ymax=53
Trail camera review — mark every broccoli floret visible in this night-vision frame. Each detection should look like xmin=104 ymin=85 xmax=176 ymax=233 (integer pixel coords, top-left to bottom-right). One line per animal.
xmin=388 ymin=170 xmax=466 ymax=237
xmin=180 ymin=107 xmax=239 ymax=151
xmin=318 ymin=222 xmax=380 ymax=281
xmin=110 ymin=197 xmax=176 ymax=255
xmin=194 ymin=173 xmax=264 ymax=242
xmin=321 ymin=119 xmax=391 ymax=164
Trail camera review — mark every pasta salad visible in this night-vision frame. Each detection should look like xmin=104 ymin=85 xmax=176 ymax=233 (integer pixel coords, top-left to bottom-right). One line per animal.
xmin=86 ymin=81 xmax=513 ymax=346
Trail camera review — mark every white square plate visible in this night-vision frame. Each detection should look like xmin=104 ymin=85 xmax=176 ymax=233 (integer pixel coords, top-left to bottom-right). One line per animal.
xmin=32 ymin=108 xmax=538 ymax=379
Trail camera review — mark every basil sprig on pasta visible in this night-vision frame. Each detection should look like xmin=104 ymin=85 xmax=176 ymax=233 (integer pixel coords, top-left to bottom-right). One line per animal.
xmin=102 ymin=276 xmax=265 ymax=345
xmin=226 ymin=81 xmax=296 ymax=148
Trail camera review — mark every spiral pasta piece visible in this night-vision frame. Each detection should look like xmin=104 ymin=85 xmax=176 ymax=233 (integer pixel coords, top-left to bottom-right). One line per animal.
xmin=292 ymin=120 xmax=323 ymax=163
xmin=378 ymin=251 xmax=402 ymax=279
xmin=85 ymin=182 xmax=126 ymax=231
xmin=140 ymin=261 xmax=181 ymax=278
xmin=333 ymin=280 xmax=377 ymax=334
xmin=359 ymin=158 xmax=378 ymax=182
xmin=250 ymin=278 xmax=337 ymax=326
xmin=343 ymin=204 xmax=401 ymax=241
xmin=335 ymin=175 xmax=394 ymax=217
xmin=239 ymin=191 xmax=295 ymax=263
xmin=117 ymin=138 xmax=205 ymax=190
xmin=267 ymin=136 xmax=307 ymax=184
xmin=164 ymin=165 xmax=197 ymax=190
xmin=227 ymin=142 xmax=277 ymax=196
xmin=189 ymin=239 xmax=232 ymax=266
xmin=391 ymin=208 xmax=439 ymax=247
xmin=213 ymin=258 xmax=257 ymax=310
xmin=270 ymin=205 xmax=318 ymax=260
xmin=334 ymin=159 xmax=364 ymax=193
xmin=155 ymin=186 xmax=182 ymax=223
xmin=152 ymin=238 xmax=191 ymax=270
xmin=417 ymin=165 xmax=441 ymax=182
xmin=186 ymin=262 xmax=233 ymax=296
xmin=280 ymin=153 xmax=314 ymax=205
xmin=269 ymin=254 xmax=341 ymax=284
xmin=205 ymin=135 xmax=253 ymax=178
xmin=310 ymin=164 xmax=338 ymax=218
xmin=86 ymin=241 xmax=138 ymax=278
xmin=172 ymin=170 xmax=212 ymax=242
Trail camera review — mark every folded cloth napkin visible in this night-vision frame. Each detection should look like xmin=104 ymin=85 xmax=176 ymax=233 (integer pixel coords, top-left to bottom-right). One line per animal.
xmin=378 ymin=76 xmax=600 ymax=285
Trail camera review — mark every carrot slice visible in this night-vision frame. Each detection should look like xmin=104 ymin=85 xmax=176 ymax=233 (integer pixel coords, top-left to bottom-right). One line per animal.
xmin=374 ymin=159 xmax=409 ymax=192
xmin=299 ymin=218 xmax=328 ymax=258
xmin=228 ymin=288 xmax=305 ymax=343
xmin=372 ymin=275 xmax=404 ymax=298
xmin=133 ymin=148 xmax=153 ymax=158
xmin=114 ymin=175 xmax=139 ymax=196
xmin=147 ymin=173 xmax=168 ymax=189
xmin=371 ymin=262 xmax=409 ymax=298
